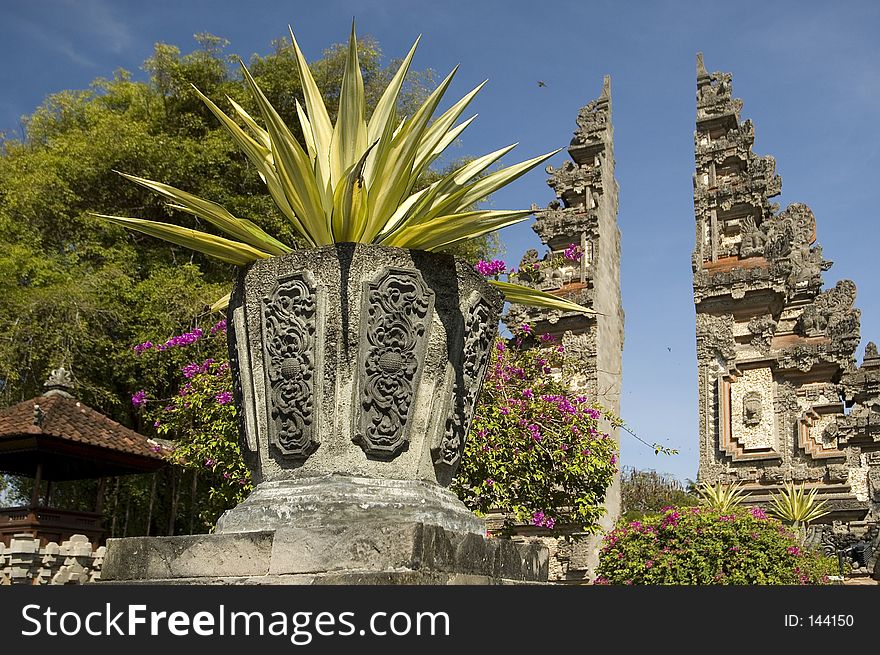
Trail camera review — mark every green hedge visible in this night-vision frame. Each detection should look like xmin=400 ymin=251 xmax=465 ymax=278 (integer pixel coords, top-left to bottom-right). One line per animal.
xmin=596 ymin=506 xmax=836 ymax=585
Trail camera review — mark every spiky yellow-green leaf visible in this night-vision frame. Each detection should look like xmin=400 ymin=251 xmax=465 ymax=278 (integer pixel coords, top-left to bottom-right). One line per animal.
xmin=94 ymin=24 xmax=592 ymax=315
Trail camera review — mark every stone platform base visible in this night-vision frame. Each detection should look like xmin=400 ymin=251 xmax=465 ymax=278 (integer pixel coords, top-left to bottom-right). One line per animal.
xmin=101 ymin=522 xmax=549 ymax=585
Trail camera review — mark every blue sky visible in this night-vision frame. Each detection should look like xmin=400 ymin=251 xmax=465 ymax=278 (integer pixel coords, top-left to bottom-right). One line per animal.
xmin=3 ymin=0 xmax=879 ymax=482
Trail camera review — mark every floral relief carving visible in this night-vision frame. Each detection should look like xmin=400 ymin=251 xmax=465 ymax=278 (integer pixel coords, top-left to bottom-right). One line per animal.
xmin=355 ymin=268 xmax=434 ymax=459
xmin=434 ymin=297 xmax=495 ymax=470
xmin=261 ymin=273 xmax=319 ymax=460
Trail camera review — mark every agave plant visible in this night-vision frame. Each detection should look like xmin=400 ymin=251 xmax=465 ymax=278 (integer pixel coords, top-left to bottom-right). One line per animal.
xmin=768 ymin=481 xmax=831 ymax=526
xmin=696 ymin=480 xmax=746 ymax=513
xmin=93 ymin=24 xmax=588 ymax=314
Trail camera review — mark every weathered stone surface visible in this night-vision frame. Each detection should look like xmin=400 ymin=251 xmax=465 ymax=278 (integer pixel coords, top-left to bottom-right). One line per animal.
xmin=268 ymin=523 xmax=429 ymax=575
xmin=100 ymin=523 xmax=548 ymax=585
xmin=0 ymin=533 xmax=104 ymax=585
xmin=692 ymin=54 xmax=880 ymax=521
xmin=500 ymin=77 xmax=623 ymax=582
xmin=227 ymin=243 xmax=503 ymax=486
xmin=101 ymin=532 xmax=273 ymax=581
xmin=102 ymin=572 xmax=544 ymax=585
xmin=214 ymin=474 xmax=485 ymax=536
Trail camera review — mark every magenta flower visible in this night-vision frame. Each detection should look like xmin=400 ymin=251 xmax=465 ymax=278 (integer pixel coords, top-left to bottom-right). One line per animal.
xmin=158 ymin=327 xmax=205 ymax=351
xmin=133 ymin=341 xmax=153 ymax=356
xmin=787 ymin=546 xmax=801 ymax=556
xmin=210 ymin=319 xmax=227 ymax=335
xmin=531 ymin=511 xmax=555 ymax=529
xmin=215 ymin=391 xmax=233 ymax=405
xmin=131 ymin=390 xmax=147 ymax=408
xmin=563 ymin=243 xmax=584 ymax=262
xmin=660 ymin=510 xmax=680 ymax=529
xmin=748 ymin=506 xmax=768 ymax=520
xmin=182 ymin=363 xmax=201 ymax=379
xmin=474 ymin=259 xmax=507 ymax=277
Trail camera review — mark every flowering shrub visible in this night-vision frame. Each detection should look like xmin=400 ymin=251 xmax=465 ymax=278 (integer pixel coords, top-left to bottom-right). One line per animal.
xmin=451 ymin=327 xmax=618 ymax=535
xmin=131 ymin=263 xmax=617 ymax=534
xmin=474 ymin=242 xmax=584 ymax=285
xmin=595 ymin=506 xmax=836 ymax=585
xmin=473 ymin=259 xmax=508 ymax=277
xmin=131 ymin=320 xmax=251 ymax=527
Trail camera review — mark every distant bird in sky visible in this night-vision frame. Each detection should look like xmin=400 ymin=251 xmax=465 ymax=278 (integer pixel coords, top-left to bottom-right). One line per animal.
xmin=667 ymin=347 xmax=672 ymax=352
xmin=537 ymin=80 xmax=547 ymax=87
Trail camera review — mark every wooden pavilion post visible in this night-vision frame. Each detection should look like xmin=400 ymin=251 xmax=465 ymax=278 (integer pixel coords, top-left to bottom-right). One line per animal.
xmin=29 ymin=462 xmax=43 ymax=508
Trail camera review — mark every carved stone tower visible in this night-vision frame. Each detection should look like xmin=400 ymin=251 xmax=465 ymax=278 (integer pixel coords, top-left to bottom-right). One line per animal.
xmin=507 ymin=76 xmax=624 ymax=580
xmin=692 ymin=54 xmax=880 ymax=520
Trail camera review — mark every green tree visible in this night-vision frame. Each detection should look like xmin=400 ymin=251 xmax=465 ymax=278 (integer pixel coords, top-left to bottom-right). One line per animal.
xmin=620 ymin=467 xmax=698 ymax=521
xmin=0 ymin=30 xmax=493 ymax=536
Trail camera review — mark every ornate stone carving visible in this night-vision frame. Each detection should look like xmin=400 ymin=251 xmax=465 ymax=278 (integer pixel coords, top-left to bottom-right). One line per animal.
xmin=729 ymin=367 xmax=776 ymax=451
xmin=694 ymin=57 xmax=880 ymax=521
xmin=742 ymin=391 xmax=762 ymax=427
xmin=778 ymin=344 xmax=821 ymax=373
xmin=355 ymin=268 xmax=434 ymax=459
xmin=261 ymin=273 xmax=320 ymax=460
xmin=696 ymin=314 xmax=736 ymax=362
xmin=433 ymin=297 xmax=496 ymax=471
xmin=747 ymin=315 xmax=776 ymax=352
xmin=869 ymin=469 xmax=880 ymax=502
xmin=695 ymin=56 xmax=743 ymax=120
xmin=44 ymin=367 xmax=74 ymax=391
xmin=764 ymin=203 xmax=830 ymax=292
xmin=796 ymin=280 xmax=859 ymax=344
xmin=761 ymin=467 xmax=784 ymax=484
xmin=827 ymin=463 xmax=849 ymax=484
xmin=738 ymin=215 xmax=766 ymax=258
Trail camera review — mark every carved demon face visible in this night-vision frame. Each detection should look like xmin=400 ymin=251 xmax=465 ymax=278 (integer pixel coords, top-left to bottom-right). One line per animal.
xmin=742 ymin=391 xmax=762 ymax=427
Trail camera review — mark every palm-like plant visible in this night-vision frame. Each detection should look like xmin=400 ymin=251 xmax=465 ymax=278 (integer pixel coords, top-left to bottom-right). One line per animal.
xmin=768 ymin=481 xmax=830 ymax=526
xmin=94 ymin=24 xmax=588 ymax=314
xmin=695 ymin=480 xmax=745 ymax=513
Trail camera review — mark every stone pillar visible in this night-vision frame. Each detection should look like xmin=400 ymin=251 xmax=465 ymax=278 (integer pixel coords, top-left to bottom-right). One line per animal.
xmin=692 ymin=54 xmax=879 ymax=521
xmin=506 ymin=76 xmax=624 ymax=581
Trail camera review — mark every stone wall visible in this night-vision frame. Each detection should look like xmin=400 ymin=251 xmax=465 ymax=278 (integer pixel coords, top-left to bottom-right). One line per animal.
xmin=805 ymin=522 xmax=880 ymax=581
xmin=692 ymin=54 xmax=880 ymax=520
xmin=505 ymin=76 xmax=624 ymax=582
xmin=0 ymin=533 xmax=104 ymax=585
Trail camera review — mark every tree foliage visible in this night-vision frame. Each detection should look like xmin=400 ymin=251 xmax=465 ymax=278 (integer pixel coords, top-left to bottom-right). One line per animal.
xmin=0 ymin=31 xmax=490 ymax=536
xmin=620 ymin=467 xmax=697 ymax=521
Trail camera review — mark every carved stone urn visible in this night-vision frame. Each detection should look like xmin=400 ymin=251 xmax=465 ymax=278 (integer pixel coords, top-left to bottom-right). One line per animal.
xmin=215 ymin=243 xmax=503 ymax=536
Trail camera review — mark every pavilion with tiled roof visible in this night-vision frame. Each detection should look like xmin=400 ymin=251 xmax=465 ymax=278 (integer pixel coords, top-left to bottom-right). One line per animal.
xmin=0 ymin=367 xmax=165 ymax=546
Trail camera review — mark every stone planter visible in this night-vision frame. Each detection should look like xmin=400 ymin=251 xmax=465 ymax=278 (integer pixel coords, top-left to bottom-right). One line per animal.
xmin=216 ymin=243 xmax=504 ymax=536
xmin=102 ymin=243 xmax=550 ymax=585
